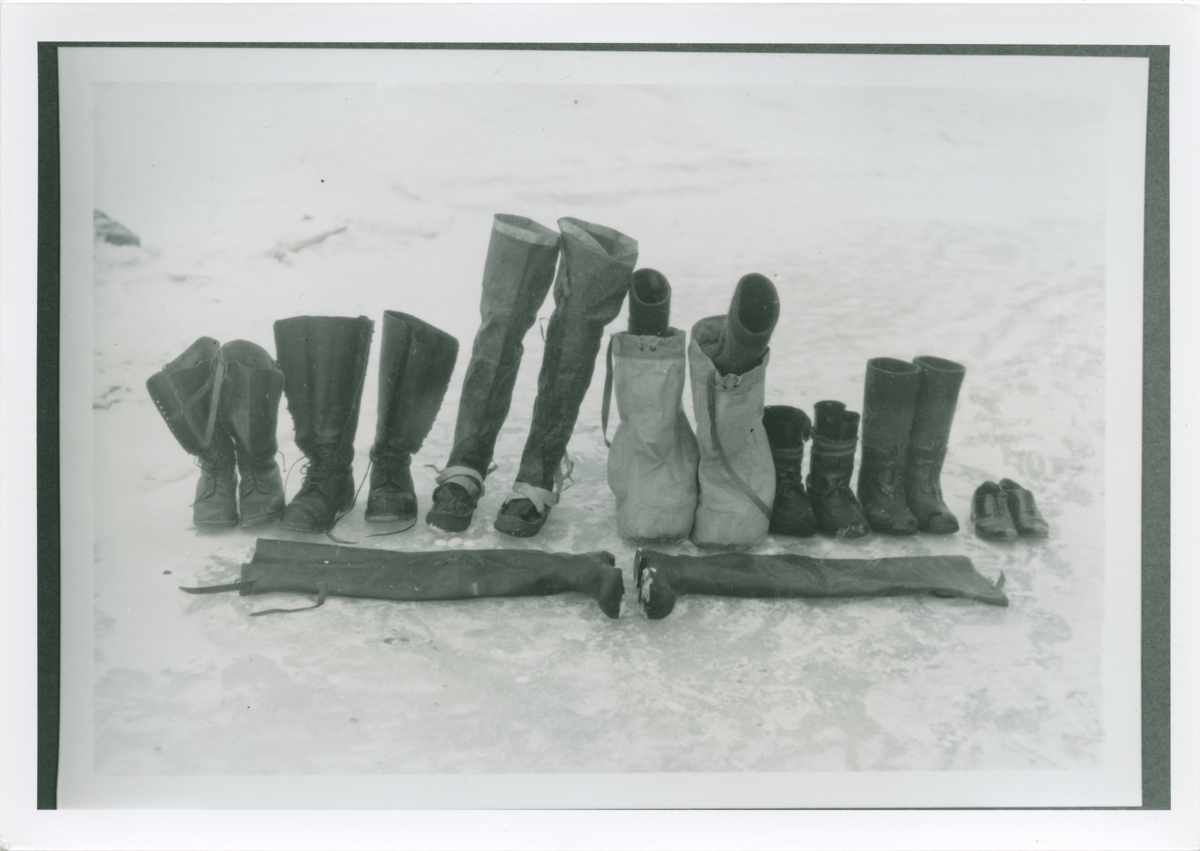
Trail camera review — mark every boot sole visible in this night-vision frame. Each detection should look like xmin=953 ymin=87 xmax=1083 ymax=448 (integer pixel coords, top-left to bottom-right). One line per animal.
xmin=493 ymin=512 xmax=547 ymax=538
xmin=365 ymin=514 xmax=418 ymax=532
xmin=239 ymin=512 xmax=282 ymax=528
xmin=194 ymin=519 xmax=239 ymax=530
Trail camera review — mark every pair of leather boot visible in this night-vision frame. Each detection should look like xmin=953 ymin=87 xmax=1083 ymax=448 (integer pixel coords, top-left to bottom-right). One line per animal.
xmin=427 ymin=214 xmax=638 ymax=538
xmin=272 ymin=313 xmax=458 ymax=534
xmin=858 ymin=356 xmax=967 ymax=535
xmin=148 ymin=338 xmax=286 ymax=529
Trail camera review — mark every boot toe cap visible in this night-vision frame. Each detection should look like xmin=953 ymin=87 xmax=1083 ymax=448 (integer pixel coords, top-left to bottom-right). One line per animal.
xmin=921 ymin=512 xmax=960 ymax=534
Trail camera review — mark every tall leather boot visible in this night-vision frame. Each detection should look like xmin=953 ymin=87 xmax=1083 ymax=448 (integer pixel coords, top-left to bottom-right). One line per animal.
xmin=762 ymin=405 xmax=817 ymax=537
xmin=857 ymin=357 xmax=921 ymax=535
xmin=366 ymin=311 xmax=459 ymax=528
xmin=495 ymin=217 xmax=638 ymax=537
xmin=905 ymin=356 xmax=966 ymax=533
xmin=216 ymin=340 xmax=286 ymax=526
xmin=426 ymin=215 xmax=561 ymax=533
xmin=147 ymin=337 xmax=239 ymax=528
xmin=605 ymin=272 xmax=699 ymax=542
xmin=274 ymin=315 xmax=374 ymax=533
xmin=688 ymin=274 xmax=780 ymax=549
xmin=805 ymin=400 xmax=869 ymax=538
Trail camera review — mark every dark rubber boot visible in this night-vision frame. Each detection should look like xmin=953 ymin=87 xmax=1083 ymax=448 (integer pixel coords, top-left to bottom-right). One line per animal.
xmin=497 ymin=217 xmax=638 ymax=537
xmin=905 ymin=356 xmax=966 ymax=533
xmin=274 ymin=315 xmax=374 ymax=534
xmin=971 ymin=481 xmax=1018 ymax=541
xmin=805 ymin=400 xmax=869 ymax=538
xmin=147 ymin=337 xmax=239 ymax=528
xmin=999 ymin=478 xmax=1050 ymax=538
xmin=857 ymin=358 xmax=921 ymax=535
xmin=216 ymin=340 xmax=286 ymax=527
xmin=627 ymin=268 xmax=671 ymax=337
xmin=427 ymin=214 xmax=561 ymax=532
xmin=708 ymin=273 xmax=779 ymax=377
xmin=762 ymin=405 xmax=817 ymax=537
xmin=366 ymin=312 xmax=459 ymax=529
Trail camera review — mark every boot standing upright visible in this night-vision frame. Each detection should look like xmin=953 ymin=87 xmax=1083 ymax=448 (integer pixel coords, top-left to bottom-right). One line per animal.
xmin=274 ymin=315 xmax=374 ymax=534
xmin=365 ymin=311 xmax=459 ymax=529
xmin=426 ymin=214 xmax=561 ymax=533
xmin=216 ymin=340 xmax=287 ymax=526
xmin=689 ymin=273 xmax=780 ymax=549
xmin=762 ymin=405 xmax=817 ymax=537
xmin=605 ymin=269 xmax=700 ymax=542
xmin=494 ymin=217 xmax=638 ymax=537
xmin=857 ymin=357 xmax=922 ymax=535
xmin=147 ymin=337 xmax=239 ymax=528
xmin=805 ymin=400 xmax=869 ymax=538
xmin=905 ymin=356 xmax=967 ymax=533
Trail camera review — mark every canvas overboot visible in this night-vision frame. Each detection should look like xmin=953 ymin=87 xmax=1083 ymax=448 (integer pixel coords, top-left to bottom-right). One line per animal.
xmin=688 ymin=316 xmax=776 ymax=550
xmin=216 ymin=340 xmax=286 ymax=527
xmin=762 ymin=406 xmax=817 ymax=537
xmin=905 ymin=356 xmax=966 ymax=533
xmin=857 ymin=357 xmax=921 ymax=535
xmin=605 ymin=327 xmax=699 ymax=542
xmin=427 ymin=215 xmax=561 ymax=532
xmin=627 ymin=268 xmax=671 ymax=337
xmin=366 ymin=311 xmax=459 ymax=528
xmin=496 ymin=217 xmax=638 ymax=537
xmin=274 ymin=315 xmax=374 ymax=534
xmin=147 ymin=337 xmax=239 ymax=528
xmin=805 ymin=400 xmax=869 ymax=538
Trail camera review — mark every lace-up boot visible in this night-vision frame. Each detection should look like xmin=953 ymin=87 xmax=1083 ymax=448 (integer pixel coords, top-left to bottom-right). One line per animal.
xmin=857 ymin=357 xmax=921 ymax=535
xmin=905 ymin=356 xmax=966 ymax=533
xmin=274 ymin=315 xmax=374 ymax=533
xmin=805 ymin=400 xmax=869 ymax=538
xmin=686 ymin=274 xmax=780 ymax=549
xmin=496 ymin=217 xmax=638 ymax=538
xmin=216 ymin=340 xmax=286 ymax=526
xmin=147 ymin=337 xmax=239 ymax=528
xmin=763 ymin=405 xmax=817 ymax=537
xmin=971 ymin=481 xmax=1018 ymax=541
xmin=999 ymin=478 xmax=1049 ymax=537
xmin=428 ymin=215 xmax=561 ymax=533
xmin=366 ymin=311 xmax=459 ymax=528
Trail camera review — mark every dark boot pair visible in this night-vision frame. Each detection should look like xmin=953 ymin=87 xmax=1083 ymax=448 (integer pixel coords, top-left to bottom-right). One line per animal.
xmin=857 ymin=356 xmax=967 ymax=535
xmin=272 ymin=313 xmax=458 ymax=534
xmin=428 ymin=214 xmax=638 ymax=538
xmin=147 ymin=338 xmax=285 ymax=529
xmin=971 ymin=479 xmax=1050 ymax=541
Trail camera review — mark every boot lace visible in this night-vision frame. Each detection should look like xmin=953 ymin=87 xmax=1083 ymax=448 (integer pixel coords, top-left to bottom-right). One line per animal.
xmin=372 ymin=450 xmax=409 ymax=489
xmin=195 ymin=454 xmax=229 ymax=499
xmin=297 ymin=445 xmax=338 ymax=496
xmin=239 ymin=461 xmax=273 ymax=495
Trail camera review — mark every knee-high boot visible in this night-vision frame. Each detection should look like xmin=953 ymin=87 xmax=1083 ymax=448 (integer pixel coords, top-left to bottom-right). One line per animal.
xmin=365 ymin=311 xmax=459 ymax=528
xmin=905 ymin=356 xmax=966 ymax=533
xmin=857 ymin=357 xmax=921 ymax=535
xmin=688 ymin=274 xmax=780 ymax=549
xmin=147 ymin=337 xmax=238 ymax=528
xmin=426 ymin=215 xmax=561 ymax=533
xmin=216 ymin=340 xmax=286 ymax=526
xmin=495 ymin=217 xmax=638 ymax=537
xmin=274 ymin=315 xmax=374 ymax=533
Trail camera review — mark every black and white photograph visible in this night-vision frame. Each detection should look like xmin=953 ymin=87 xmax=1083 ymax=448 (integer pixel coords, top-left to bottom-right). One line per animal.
xmin=2 ymin=3 xmax=1196 ymax=849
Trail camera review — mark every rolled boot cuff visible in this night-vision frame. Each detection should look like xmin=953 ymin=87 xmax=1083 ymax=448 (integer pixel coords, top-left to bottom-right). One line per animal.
xmin=505 ymin=482 xmax=559 ymax=515
xmin=492 ymin=213 xmax=561 ymax=246
xmin=628 ymin=268 xmax=671 ymax=336
xmin=558 ymin=217 xmax=638 ymax=265
xmin=811 ymin=435 xmax=858 ymax=457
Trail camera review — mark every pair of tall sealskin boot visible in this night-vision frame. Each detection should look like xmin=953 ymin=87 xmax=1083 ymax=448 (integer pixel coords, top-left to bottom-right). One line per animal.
xmin=271 ymin=313 xmax=458 ymax=534
xmin=151 ymin=312 xmax=458 ymax=534
xmin=857 ymin=356 xmax=967 ymax=535
xmin=427 ymin=214 xmax=638 ymax=538
xmin=147 ymin=338 xmax=287 ymax=528
xmin=606 ymin=271 xmax=781 ymax=549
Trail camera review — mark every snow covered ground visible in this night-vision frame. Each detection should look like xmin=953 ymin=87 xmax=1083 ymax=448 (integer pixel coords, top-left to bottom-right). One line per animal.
xmin=85 ymin=74 xmax=1110 ymax=792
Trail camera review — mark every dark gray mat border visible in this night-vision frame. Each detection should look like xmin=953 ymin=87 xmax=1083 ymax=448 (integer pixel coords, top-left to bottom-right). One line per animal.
xmin=36 ymin=41 xmax=1170 ymax=812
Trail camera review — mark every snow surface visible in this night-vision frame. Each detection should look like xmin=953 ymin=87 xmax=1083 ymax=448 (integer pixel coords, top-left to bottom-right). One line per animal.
xmin=90 ymin=81 xmax=1105 ymax=778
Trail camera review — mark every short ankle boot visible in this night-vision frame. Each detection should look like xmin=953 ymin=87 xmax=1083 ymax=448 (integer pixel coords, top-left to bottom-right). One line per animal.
xmin=857 ymin=357 xmax=920 ymax=535
xmin=905 ymin=356 xmax=966 ymax=533
xmin=428 ymin=214 xmax=561 ymax=533
xmin=216 ymin=340 xmax=286 ymax=526
xmin=805 ymin=400 xmax=869 ymax=538
xmin=366 ymin=311 xmax=459 ymax=528
xmin=762 ymin=405 xmax=817 ymax=537
xmin=274 ymin=315 xmax=374 ymax=534
xmin=147 ymin=337 xmax=239 ymax=528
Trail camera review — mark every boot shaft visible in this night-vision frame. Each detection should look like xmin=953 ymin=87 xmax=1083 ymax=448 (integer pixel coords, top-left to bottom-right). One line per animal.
xmin=373 ymin=310 xmax=459 ymax=455
xmin=627 ymin=268 xmax=671 ymax=337
xmin=860 ymin=357 xmax=921 ymax=453
xmin=147 ymin=336 xmax=229 ymax=459
xmin=705 ymin=273 xmax=780 ymax=377
xmin=909 ymin=355 xmax=966 ymax=451
xmin=217 ymin=340 xmax=284 ymax=468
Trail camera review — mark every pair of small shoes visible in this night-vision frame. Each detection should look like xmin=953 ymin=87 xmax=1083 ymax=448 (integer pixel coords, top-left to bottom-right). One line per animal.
xmin=971 ymin=479 xmax=1050 ymax=541
xmin=426 ymin=484 xmax=551 ymax=538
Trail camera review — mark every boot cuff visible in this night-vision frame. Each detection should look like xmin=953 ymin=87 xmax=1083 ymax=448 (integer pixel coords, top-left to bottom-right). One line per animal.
xmin=612 ymin=326 xmax=687 ymax=359
xmin=914 ymin=355 xmax=966 ymax=376
xmin=728 ymin=273 xmax=780 ymax=344
xmin=219 ymin=339 xmax=276 ymax=369
xmin=867 ymin=357 xmax=921 ymax=377
xmin=763 ymin=405 xmax=812 ymax=447
xmin=558 ymin=217 xmax=638 ymax=266
xmin=493 ymin=214 xmax=560 ymax=247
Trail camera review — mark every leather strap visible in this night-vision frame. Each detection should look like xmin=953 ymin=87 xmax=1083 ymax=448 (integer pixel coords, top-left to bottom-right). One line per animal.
xmin=251 ymin=580 xmax=328 ymax=616
xmin=706 ymin=371 xmax=772 ymax=521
